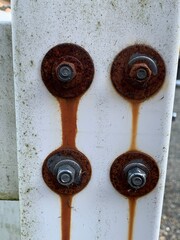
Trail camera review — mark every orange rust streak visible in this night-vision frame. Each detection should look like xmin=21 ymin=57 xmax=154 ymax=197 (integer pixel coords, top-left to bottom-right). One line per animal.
xmin=130 ymin=102 xmax=140 ymax=150
xmin=128 ymin=198 xmax=137 ymax=240
xmin=58 ymin=96 xmax=81 ymax=240
xmin=58 ymin=97 xmax=80 ymax=149
xmin=61 ymin=195 xmax=73 ymax=240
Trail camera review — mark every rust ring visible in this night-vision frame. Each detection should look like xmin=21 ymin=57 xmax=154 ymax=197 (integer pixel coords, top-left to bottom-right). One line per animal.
xmin=111 ymin=45 xmax=166 ymax=101
xmin=41 ymin=43 xmax=94 ymax=98
xmin=110 ymin=151 xmax=159 ymax=198
xmin=42 ymin=148 xmax=91 ymax=195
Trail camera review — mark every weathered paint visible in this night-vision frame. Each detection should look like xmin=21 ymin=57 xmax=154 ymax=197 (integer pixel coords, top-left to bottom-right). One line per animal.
xmin=12 ymin=0 xmax=180 ymax=240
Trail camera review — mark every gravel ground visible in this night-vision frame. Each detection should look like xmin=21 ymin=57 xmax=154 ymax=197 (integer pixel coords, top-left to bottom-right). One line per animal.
xmin=159 ymin=88 xmax=180 ymax=240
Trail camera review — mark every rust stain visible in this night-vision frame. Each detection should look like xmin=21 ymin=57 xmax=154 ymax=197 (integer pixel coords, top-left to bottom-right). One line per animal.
xmin=41 ymin=43 xmax=94 ymax=98
xmin=111 ymin=44 xmax=166 ymax=101
xmin=61 ymin=195 xmax=73 ymax=240
xmin=59 ymin=97 xmax=77 ymax=240
xmin=58 ymin=97 xmax=80 ymax=149
xmin=42 ymin=148 xmax=91 ymax=195
xmin=42 ymin=95 xmax=91 ymax=240
xmin=128 ymin=198 xmax=137 ymax=240
xmin=110 ymin=151 xmax=159 ymax=198
xmin=41 ymin=43 xmax=94 ymax=240
xmin=130 ymin=102 xmax=140 ymax=150
xmin=110 ymin=150 xmax=159 ymax=239
xmin=128 ymin=101 xmax=139 ymax=240
xmin=59 ymin=96 xmax=78 ymax=240
xmin=110 ymin=45 xmax=165 ymax=240
xmin=57 ymin=97 xmax=77 ymax=240
xmin=57 ymin=96 xmax=80 ymax=240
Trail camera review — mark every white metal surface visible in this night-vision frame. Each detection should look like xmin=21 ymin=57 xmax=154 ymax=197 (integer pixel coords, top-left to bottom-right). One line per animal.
xmin=12 ymin=1 xmax=180 ymax=240
xmin=0 ymin=20 xmax=18 ymax=200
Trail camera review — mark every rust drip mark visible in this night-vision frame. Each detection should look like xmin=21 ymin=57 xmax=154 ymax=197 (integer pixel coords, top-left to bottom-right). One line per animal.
xmin=58 ymin=97 xmax=80 ymax=149
xmin=58 ymin=95 xmax=80 ymax=240
xmin=58 ymin=96 xmax=79 ymax=240
xmin=61 ymin=195 xmax=73 ymax=240
xmin=128 ymin=198 xmax=137 ymax=240
xmin=59 ymin=96 xmax=78 ymax=240
xmin=110 ymin=45 xmax=165 ymax=240
xmin=130 ymin=102 xmax=140 ymax=150
xmin=129 ymin=102 xmax=139 ymax=240
xmin=41 ymin=43 xmax=94 ymax=240
xmin=42 ymin=97 xmax=91 ymax=240
xmin=42 ymin=95 xmax=91 ymax=196
xmin=110 ymin=151 xmax=159 ymax=239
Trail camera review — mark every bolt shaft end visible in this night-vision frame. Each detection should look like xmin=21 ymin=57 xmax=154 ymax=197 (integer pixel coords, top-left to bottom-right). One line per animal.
xmin=57 ymin=64 xmax=74 ymax=83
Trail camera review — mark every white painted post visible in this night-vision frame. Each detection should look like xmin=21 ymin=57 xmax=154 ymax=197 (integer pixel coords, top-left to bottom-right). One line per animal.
xmin=11 ymin=1 xmax=180 ymax=240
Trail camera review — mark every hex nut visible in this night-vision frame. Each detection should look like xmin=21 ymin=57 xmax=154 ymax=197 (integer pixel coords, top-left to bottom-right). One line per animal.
xmin=127 ymin=167 xmax=147 ymax=189
xmin=47 ymin=157 xmax=82 ymax=187
xmin=55 ymin=61 xmax=76 ymax=83
xmin=43 ymin=149 xmax=92 ymax=195
xmin=129 ymin=63 xmax=152 ymax=83
xmin=57 ymin=164 xmax=76 ymax=186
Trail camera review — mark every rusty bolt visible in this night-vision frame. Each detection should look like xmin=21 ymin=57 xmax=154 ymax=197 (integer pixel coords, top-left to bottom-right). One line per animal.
xmin=110 ymin=151 xmax=159 ymax=197
xmin=136 ymin=68 xmax=148 ymax=80
xmin=127 ymin=167 xmax=147 ymax=189
xmin=47 ymin=156 xmax=82 ymax=187
xmin=56 ymin=62 xmax=76 ymax=83
xmin=123 ymin=162 xmax=149 ymax=190
xmin=129 ymin=63 xmax=152 ymax=83
xmin=57 ymin=164 xmax=76 ymax=186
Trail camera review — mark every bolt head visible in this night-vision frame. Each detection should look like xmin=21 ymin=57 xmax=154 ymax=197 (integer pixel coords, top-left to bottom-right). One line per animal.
xmin=59 ymin=170 xmax=74 ymax=185
xmin=128 ymin=167 xmax=147 ymax=189
xmin=48 ymin=158 xmax=82 ymax=187
xmin=56 ymin=63 xmax=75 ymax=83
xmin=57 ymin=164 xmax=75 ymax=186
xmin=129 ymin=63 xmax=152 ymax=83
xmin=136 ymin=68 xmax=148 ymax=80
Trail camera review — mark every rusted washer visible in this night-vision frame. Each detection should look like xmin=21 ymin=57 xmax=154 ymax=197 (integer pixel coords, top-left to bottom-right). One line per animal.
xmin=110 ymin=151 xmax=159 ymax=198
xmin=42 ymin=148 xmax=91 ymax=195
xmin=111 ymin=45 xmax=166 ymax=101
xmin=41 ymin=43 xmax=94 ymax=98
